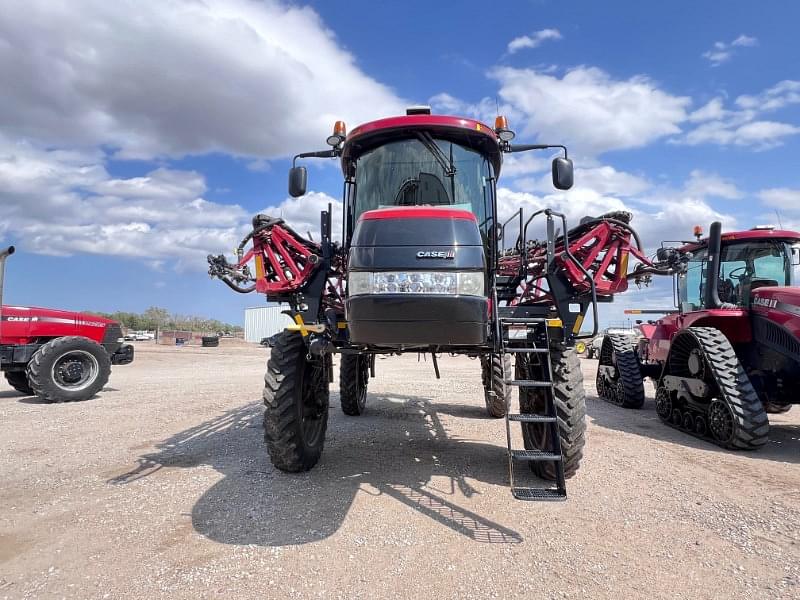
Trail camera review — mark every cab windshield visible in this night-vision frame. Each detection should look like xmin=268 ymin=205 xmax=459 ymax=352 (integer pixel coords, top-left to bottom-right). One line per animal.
xmin=680 ymin=240 xmax=793 ymax=310
xmin=352 ymin=137 xmax=493 ymax=232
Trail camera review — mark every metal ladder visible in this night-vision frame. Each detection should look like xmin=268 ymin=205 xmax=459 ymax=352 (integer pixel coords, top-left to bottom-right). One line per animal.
xmin=500 ymin=315 xmax=567 ymax=501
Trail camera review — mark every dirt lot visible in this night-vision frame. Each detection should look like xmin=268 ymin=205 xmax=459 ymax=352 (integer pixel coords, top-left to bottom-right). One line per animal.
xmin=1 ymin=343 xmax=798 ymax=599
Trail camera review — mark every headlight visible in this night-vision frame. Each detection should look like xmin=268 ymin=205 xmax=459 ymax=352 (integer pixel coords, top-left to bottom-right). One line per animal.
xmin=348 ymin=271 xmax=484 ymax=297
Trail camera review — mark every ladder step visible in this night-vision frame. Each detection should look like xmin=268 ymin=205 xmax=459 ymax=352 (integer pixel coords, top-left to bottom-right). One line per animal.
xmin=503 ymin=348 xmax=549 ymax=354
xmin=505 ymin=380 xmax=552 ymax=387
xmin=512 ymin=487 xmax=566 ymax=501
xmin=511 ymin=450 xmax=561 ymax=461
xmin=508 ymin=414 xmax=557 ymax=423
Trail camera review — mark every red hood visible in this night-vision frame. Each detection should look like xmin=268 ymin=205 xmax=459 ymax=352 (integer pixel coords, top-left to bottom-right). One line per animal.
xmin=1 ymin=305 xmax=115 ymax=324
xmin=1 ymin=305 xmax=118 ymax=345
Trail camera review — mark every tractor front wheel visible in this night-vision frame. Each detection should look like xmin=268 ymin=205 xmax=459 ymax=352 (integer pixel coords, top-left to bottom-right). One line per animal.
xmin=518 ymin=346 xmax=586 ymax=480
xmin=480 ymin=353 xmax=511 ymax=418
xmin=4 ymin=371 xmax=34 ymax=395
xmin=27 ymin=336 xmax=111 ymax=402
xmin=340 ymin=353 xmax=370 ymax=416
xmin=263 ymin=331 xmax=330 ymax=472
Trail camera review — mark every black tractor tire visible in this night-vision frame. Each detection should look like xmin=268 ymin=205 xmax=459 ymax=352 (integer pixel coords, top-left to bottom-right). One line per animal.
xmin=340 ymin=353 xmax=370 ymax=416
xmin=263 ymin=331 xmax=330 ymax=472
xmin=480 ymin=353 xmax=511 ymax=418
xmin=586 ymin=347 xmax=594 ymax=359
xmin=517 ymin=346 xmax=586 ymax=480
xmin=4 ymin=371 xmax=34 ymax=395
xmin=26 ymin=336 xmax=111 ymax=403
xmin=763 ymin=401 xmax=792 ymax=414
xmin=201 ymin=336 xmax=219 ymax=347
xmin=666 ymin=327 xmax=769 ymax=450
xmin=596 ymin=334 xmax=645 ymax=409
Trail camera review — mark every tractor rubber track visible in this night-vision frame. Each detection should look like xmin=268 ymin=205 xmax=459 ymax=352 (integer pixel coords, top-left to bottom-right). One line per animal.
xmin=480 ymin=353 xmax=511 ymax=418
xmin=596 ymin=334 xmax=645 ymax=409
xmin=657 ymin=327 xmax=769 ymax=450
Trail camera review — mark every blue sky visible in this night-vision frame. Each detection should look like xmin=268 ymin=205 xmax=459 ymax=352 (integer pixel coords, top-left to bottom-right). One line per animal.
xmin=1 ymin=0 xmax=799 ymax=326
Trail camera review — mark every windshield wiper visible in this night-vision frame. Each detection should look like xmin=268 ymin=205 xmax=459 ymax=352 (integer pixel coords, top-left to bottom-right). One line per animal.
xmin=415 ymin=132 xmax=456 ymax=177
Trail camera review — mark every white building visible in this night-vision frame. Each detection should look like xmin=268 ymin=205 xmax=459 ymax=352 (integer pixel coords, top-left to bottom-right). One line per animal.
xmin=243 ymin=305 xmax=293 ymax=343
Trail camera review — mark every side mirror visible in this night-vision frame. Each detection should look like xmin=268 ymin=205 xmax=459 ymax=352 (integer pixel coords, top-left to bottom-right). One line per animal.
xmin=288 ymin=166 xmax=307 ymax=198
xmin=552 ymin=157 xmax=573 ymax=190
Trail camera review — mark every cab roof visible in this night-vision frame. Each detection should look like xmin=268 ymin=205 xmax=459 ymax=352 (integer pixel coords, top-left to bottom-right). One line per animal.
xmin=681 ymin=228 xmax=800 ymax=253
xmin=340 ymin=114 xmax=503 ymax=177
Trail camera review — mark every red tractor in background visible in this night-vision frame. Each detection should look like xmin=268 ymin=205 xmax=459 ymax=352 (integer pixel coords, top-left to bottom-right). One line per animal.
xmin=597 ymin=222 xmax=800 ymax=449
xmin=208 ymin=108 xmax=679 ymax=500
xmin=0 ymin=246 xmax=134 ymax=403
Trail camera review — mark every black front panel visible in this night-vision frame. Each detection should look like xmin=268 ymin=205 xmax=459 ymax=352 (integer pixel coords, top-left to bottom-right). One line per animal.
xmin=346 ymin=213 xmax=488 ymax=348
xmin=347 ymin=296 xmax=488 ymax=346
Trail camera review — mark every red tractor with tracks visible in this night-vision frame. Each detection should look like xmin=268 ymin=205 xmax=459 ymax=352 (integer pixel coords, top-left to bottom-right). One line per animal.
xmin=597 ymin=221 xmax=800 ymax=449
xmin=208 ymin=108 xmax=676 ymax=500
xmin=0 ymin=246 xmax=134 ymax=402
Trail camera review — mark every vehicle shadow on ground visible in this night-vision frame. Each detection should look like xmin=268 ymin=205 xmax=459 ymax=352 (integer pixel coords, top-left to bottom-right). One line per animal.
xmin=586 ymin=393 xmax=800 ymax=465
xmin=10 ymin=387 xmax=120 ymax=404
xmin=111 ymin=393 xmax=531 ymax=546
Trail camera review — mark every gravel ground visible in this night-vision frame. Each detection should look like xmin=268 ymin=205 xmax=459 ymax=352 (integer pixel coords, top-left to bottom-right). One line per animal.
xmin=1 ymin=342 xmax=798 ymax=599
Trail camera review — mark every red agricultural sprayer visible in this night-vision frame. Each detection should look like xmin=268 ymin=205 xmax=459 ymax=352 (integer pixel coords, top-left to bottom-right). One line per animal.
xmin=209 ymin=107 xmax=681 ymax=500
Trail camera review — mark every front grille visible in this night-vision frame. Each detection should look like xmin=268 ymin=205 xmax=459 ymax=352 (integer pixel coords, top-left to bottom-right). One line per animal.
xmin=752 ymin=316 xmax=800 ymax=360
xmin=102 ymin=323 xmax=123 ymax=346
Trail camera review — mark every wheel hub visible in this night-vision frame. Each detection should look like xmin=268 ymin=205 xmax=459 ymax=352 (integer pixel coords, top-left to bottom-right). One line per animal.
xmin=687 ymin=349 xmax=705 ymax=378
xmin=655 ymin=386 xmax=672 ymax=419
xmin=60 ymin=361 xmax=84 ymax=383
xmin=51 ymin=350 xmax=99 ymax=391
xmin=708 ymin=400 xmax=734 ymax=443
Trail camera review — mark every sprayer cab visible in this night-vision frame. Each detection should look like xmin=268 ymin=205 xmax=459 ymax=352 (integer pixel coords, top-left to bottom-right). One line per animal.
xmin=288 ymin=108 xmax=574 ymax=350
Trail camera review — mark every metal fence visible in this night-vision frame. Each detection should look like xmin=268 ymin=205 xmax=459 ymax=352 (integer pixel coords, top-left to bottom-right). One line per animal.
xmin=244 ymin=305 xmax=293 ymax=343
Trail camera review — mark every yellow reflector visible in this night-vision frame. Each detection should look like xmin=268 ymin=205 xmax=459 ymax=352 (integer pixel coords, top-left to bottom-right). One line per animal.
xmin=624 ymin=309 xmax=642 ymax=314
xmin=286 ymin=322 xmax=325 ymax=334
xmin=572 ymin=313 xmax=584 ymax=333
xmin=545 ymin=318 xmax=563 ymax=328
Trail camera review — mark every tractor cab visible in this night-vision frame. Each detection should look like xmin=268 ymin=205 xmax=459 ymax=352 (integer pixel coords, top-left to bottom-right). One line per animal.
xmin=286 ymin=108 xmax=574 ymax=350
xmin=678 ymin=227 xmax=800 ymax=312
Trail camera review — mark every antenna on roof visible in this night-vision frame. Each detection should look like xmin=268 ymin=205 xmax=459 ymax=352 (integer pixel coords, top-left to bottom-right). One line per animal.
xmin=495 ymin=96 xmax=500 ymax=117
xmin=775 ymin=209 xmax=783 ymax=229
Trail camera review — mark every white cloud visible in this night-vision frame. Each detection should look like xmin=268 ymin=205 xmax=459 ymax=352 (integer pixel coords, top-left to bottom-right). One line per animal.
xmin=683 ymin=170 xmax=742 ymax=199
xmin=732 ymin=34 xmax=758 ymax=47
xmin=0 ymin=136 xmax=248 ymax=268
xmin=507 ymin=29 xmax=562 ymax=54
xmin=259 ymin=191 xmax=343 ymax=242
xmin=679 ymin=80 xmax=800 ymax=149
xmin=683 ymin=119 xmax=800 ymax=149
xmin=758 ymin=187 xmax=800 ymax=213
xmin=495 ymin=166 xmax=737 ymax=262
xmin=489 ymin=66 xmax=691 ymax=156
xmin=688 ymin=98 xmax=729 ymax=123
xmin=702 ymin=34 xmax=758 ymax=66
xmin=0 ymin=0 xmax=405 ymax=160
xmin=511 ymin=165 xmax=651 ymax=197
xmin=735 ymin=80 xmax=800 ymax=111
